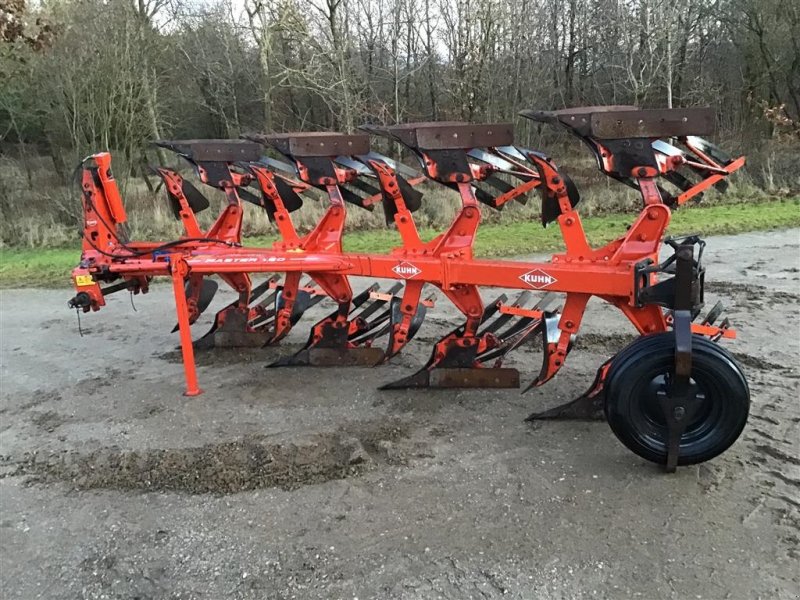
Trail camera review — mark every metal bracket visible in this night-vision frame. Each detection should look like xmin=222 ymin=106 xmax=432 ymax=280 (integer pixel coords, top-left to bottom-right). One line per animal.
xmin=659 ymin=243 xmax=698 ymax=472
xmin=634 ymin=235 xmax=706 ymax=314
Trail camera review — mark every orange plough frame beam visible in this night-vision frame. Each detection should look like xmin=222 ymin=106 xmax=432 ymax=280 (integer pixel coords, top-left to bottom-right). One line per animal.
xmin=69 ymin=110 xmax=743 ymax=397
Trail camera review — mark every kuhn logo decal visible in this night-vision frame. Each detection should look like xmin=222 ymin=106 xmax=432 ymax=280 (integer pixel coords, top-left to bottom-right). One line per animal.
xmin=392 ymin=261 xmax=421 ymax=279
xmin=519 ymin=268 xmax=556 ymax=289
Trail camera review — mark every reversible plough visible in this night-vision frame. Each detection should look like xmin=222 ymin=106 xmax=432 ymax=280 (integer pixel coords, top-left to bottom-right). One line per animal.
xmin=69 ymin=106 xmax=751 ymax=471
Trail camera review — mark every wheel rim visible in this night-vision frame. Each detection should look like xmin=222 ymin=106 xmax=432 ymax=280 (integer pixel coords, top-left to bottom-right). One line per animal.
xmin=627 ymin=370 xmax=727 ymax=453
xmin=604 ymin=333 xmax=750 ymax=465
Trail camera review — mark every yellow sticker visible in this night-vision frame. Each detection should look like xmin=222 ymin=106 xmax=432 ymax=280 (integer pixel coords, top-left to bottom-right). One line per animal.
xmin=74 ymin=275 xmax=95 ymax=287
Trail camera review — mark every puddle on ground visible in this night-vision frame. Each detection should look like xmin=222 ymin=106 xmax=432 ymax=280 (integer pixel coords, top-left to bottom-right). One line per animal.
xmin=3 ymin=421 xmax=410 ymax=494
xmin=157 ymin=346 xmax=286 ymax=366
xmin=705 ymin=281 xmax=800 ymax=304
xmin=731 ymin=352 xmax=788 ymax=371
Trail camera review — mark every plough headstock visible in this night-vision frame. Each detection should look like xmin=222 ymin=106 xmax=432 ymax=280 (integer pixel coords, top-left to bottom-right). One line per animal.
xmin=68 ymin=107 xmax=751 ymax=472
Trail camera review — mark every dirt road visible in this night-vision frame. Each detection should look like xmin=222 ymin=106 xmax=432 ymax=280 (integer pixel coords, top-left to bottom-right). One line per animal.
xmin=1 ymin=229 xmax=799 ymax=599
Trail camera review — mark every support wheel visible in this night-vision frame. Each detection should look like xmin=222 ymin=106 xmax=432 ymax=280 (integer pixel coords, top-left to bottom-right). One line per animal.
xmin=604 ymin=333 xmax=749 ymax=466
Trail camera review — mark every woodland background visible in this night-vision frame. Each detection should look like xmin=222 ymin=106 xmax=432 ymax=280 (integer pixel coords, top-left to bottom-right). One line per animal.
xmin=1 ymin=0 xmax=798 ymax=247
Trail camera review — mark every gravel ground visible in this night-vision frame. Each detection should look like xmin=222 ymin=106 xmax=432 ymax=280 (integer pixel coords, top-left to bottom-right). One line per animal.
xmin=1 ymin=229 xmax=798 ymax=599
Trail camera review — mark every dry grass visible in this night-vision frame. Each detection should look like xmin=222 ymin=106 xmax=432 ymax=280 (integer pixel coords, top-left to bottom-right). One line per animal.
xmin=0 ymin=144 xmax=797 ymax=249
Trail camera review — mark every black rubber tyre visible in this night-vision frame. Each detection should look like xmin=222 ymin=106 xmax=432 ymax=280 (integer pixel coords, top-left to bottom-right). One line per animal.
xmin=604 ymin=333 xmax=750 ymax=466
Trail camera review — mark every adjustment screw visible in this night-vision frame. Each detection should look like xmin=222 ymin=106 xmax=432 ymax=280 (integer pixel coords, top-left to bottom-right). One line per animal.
xmin=673 ymin=406 xmax=686 ymax=421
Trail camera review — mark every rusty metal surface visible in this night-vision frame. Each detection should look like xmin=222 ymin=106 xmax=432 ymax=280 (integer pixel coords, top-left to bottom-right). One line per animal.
xmin=360 ymin=121 xmax=461 ymax=139
xmin=380 ymin=366 xmax=520 ymax=389
xmin=213 ymin=310 xmax=269 ymax=347
xmin=520 ymin=106 xmax=636 ymax=135
xmin=555 ymin=105 xmax=638 ymax=116
xmin=307 ymin=347 xmax=386 ymax=366
xmin=428 ymin=367 xmax=520 ymax=388
xmin=385 ymin=122 xmax=514 ymax=150
xmin=155 ymin=140 xmax=261 ymax=162
xmin=590 ymin=108 xmax=715 ymax=139
xmin=214 ymin=330 xmax=270 ymax=347
xmin=520 ymin=105 xmax=636 ymax=125
xmin=520 ymin=106 xmax=715 ymax=139
xmin=255 ymin=132 xmax=371 ymax=157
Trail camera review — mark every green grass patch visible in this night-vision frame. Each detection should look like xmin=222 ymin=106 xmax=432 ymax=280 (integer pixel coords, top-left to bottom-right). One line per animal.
xmin=0 ymin=248 xmax=84 ymax=289
xmin=1 ymin=198 xmax=797 ymax=288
